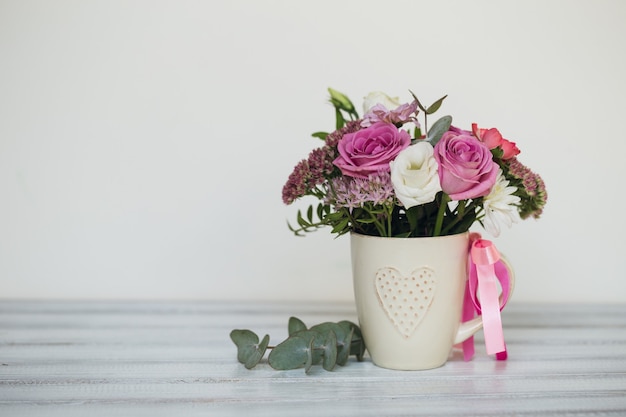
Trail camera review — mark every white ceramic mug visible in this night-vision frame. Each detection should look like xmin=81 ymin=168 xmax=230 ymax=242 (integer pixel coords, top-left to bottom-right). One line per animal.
xmin=350 ymin=231 xmax=514 ymax=370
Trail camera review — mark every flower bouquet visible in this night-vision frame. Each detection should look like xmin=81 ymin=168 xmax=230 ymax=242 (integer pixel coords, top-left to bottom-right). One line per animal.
xmin=282 ymin=88 xmax=547 ymax=238
xmin=231 ymin=89 xmax=548 ymax=373
xmin=278 ymin=88 xmax=548 ymax=370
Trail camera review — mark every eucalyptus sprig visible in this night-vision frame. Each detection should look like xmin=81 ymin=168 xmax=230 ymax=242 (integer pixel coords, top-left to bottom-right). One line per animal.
xmin=230 ymin=316 xmax=366 ymax=373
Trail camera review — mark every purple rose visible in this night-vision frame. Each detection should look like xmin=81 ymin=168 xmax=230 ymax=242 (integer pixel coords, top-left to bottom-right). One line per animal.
xmin=433 ymin=130 xmax=498 ymax=200
xmin=333 ymin=122 xmax=410 ymax=179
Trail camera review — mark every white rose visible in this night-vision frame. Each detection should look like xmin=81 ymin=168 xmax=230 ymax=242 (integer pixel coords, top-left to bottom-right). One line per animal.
xmin=390 ymin=142 xmax=442 ymax=209
xmin=363 ymin=91 xmax=401 ymax=114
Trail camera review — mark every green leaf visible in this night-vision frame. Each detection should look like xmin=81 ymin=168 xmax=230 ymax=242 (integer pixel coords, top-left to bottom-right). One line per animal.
xmin=427 ymin=115 xmax=453 ymax=147
xmin=293 ymin=330 xmax=326 ymax=364
xmin=335 ymin=108 xmax=346 ymax=130
xmin=229 ymin=329 xmax=269 ymax=369
xmin=339 ymin=320 xmax=366 ymax=361
xmin=304 ymin=338 xmax=314 ymax=373
xmin=288 ymin=316 xmax=307 ymax=336
xmin=268 ymin=335 xmax=311 ymax=370
xmin=316 ymin=203 xmax=328 ymax=222
xmin=309 ymin=323 xmax=350 ymax=365
xmin=336 ymin=327 xmax=353 ymax=366
xmin=409 ymin=90 xmax=427 ymax=113
xmin=322 ymin=331 xmax=338 ymax=371
xmin=491 ymin=146 xmax=504 ymax=159
xmin=425 ymin=94 xmax=448 ymax=114
xmin=296 ymin=210 xmax=311 ymax=228
xmin=405 ymin=205 xmax=419 ymax=233
xmin=331 ymin=218 xmax=350 ymax=234
xmin=287 ymin=221 xmax=304 ymax=237
xmin=310 ymin=322 xmax=346 ymax=340
xmin=311 ymin=131 xmax=328 ymax=140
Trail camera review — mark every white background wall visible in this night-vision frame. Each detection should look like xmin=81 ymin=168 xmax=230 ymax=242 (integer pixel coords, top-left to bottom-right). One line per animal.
xmin=1 ymin=0 xmax=625 ymax=303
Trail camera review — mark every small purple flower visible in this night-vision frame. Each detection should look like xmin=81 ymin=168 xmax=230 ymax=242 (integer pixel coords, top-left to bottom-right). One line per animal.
xmin=326 ymin=171 xmax=395 ymax=210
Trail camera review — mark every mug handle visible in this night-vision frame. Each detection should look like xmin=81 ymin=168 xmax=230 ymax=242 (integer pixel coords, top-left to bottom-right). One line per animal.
xmin=453 ymin=253 xmax=515 ymax=345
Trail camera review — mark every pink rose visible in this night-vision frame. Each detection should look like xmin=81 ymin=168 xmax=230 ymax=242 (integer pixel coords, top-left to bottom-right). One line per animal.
xmin=472 ymin=123 xmax=520 ymax=160
xmin=433 ymin=130 xmax=498 ymax=200
xmin=333 ymin=122 xmax=410 ymax=179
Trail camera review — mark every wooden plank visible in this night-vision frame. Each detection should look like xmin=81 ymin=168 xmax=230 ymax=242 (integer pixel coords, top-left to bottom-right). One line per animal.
xmin=0 ymin=301 xmax=625 ymax=416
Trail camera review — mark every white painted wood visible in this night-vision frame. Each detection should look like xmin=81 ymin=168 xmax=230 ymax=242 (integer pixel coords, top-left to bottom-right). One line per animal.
xmin=0 ymin=301 xmax=625 ymax=416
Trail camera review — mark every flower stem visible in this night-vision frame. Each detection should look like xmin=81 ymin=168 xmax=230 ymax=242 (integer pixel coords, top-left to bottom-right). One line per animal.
xmin=441 ymin=200 xmax=466 ymax=235
xmin=386 ymin=204 xmax=393 ymax=237
xmin=433 ymin=193 xmax=449 ymax=236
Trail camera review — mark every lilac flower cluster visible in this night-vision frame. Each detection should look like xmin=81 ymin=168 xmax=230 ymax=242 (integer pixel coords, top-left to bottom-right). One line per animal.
xmin=325 ymin=120 xmax=362 ymax=148
xmin=506 ymin=158 xmax=548 ymax=219
xmin=282 ymin=121 xmax=362 ymax=205
xmin=281 ymin=148 xmax=333 ymax=205
xmin=325 ymin=171 xmax=395 ymax=210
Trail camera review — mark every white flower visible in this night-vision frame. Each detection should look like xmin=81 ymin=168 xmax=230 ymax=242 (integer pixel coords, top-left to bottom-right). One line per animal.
xmin=362 ymin=91 xmax=401 ymax=114
xmin=390 ymin=142 xmax=442 ymax=209
xmin=482 ymin=170 xmax=521 ymax=237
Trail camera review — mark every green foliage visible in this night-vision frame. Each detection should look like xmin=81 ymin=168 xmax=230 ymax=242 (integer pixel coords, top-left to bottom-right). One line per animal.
xmin=328 ymin=87 xmax=359 ymax=129
xmin=287 ymin=203 xmax=336 ymax=237
xmin=229 ymin=329 xmax=270 ymax=369
xmin=409 ymin=92 xmax=448 ymax=138
xmin=288 ymin=316 xmax=307 ymax=335
xmin=427 ymin=115 xmax=453 ymax=147
xmin=311 ymin=131 xmax=329 ymax=140
xmin=230 ymin=317 xmax=366 ymax=374
xmin=268 ymin=335 xmax=314 ymax=372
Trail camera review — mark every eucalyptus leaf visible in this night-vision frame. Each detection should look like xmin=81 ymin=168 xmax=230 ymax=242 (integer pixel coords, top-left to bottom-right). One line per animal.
xmin=322 ymin=331 xmax=338 ymax=371
xmin=310 ymin=322 xmax=344 ymax=337
xmin=339 ymin=320 xmax=366 ymax=361
xmin=311 ymin=322 xmax=352 ymax=366
xmin=426 ymin=115 xmax=453 ymax=147
xmin=231 ymin=318 xmax=366 ymax=373
xmin=425 ymin=94 xmax=448 ymax=114
xmin=245 ymin=334 xmax=269 ymax=369
xmin=229 ymin=329 xmax=270 ymax=369
xmin=293 ymin=330 xmax=326 ymax=364
xmin=268 ymin=335 xmax=311 ymax=370
xmin=336 ymin=327 xmax=353 ymax=366
xmin=409 ymin=90 xmax=426 ymax=113
xmin=288 ymin=316 xmax=307 ymax=336
xmin=304 ymin=337 xmax=315 ymax=373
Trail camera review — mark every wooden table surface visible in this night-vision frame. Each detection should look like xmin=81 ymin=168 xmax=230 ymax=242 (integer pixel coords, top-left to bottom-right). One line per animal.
xmin=0 ymin=300 xmax=625 ymax=416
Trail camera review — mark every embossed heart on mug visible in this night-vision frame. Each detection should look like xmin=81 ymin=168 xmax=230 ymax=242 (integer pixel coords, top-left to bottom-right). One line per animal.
xmin=375 ymin=267 xmax=437 ymax=338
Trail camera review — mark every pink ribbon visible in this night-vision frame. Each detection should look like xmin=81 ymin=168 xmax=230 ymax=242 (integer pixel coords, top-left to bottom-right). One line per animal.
xmin=461 ymin=233 xmax=511 ymax=361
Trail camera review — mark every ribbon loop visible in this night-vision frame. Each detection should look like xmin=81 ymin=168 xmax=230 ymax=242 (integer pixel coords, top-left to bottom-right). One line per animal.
xmin=461 ymin=234 xmax=511 ymax=361
xmin=471 ymin=239 xmax=501 ymax=265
